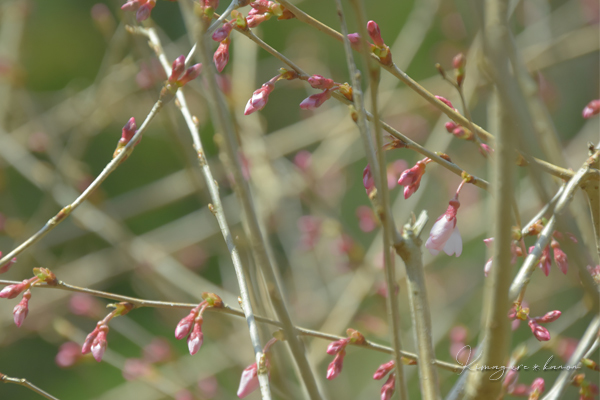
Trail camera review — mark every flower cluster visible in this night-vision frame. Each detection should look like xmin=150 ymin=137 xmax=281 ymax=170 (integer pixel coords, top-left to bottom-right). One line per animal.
xmin=244 ymin=68 xmax=298 ymax=115
xmin=159 ymin=55 xmax=202 ymax=102
xmin=347 ymin=21 xmax=392 ymax=65
xmin=211 ymin=10 xmax=248 ymax=72
xmin=523 ymin=223 xmax=574 ymax=277
xmin=300 ymin=74 xmax=352 ymax=111
xmin=82 ymin=302 xmax=134 ymax=362
xmin=508 ymin=303 xmax=561 ymax=341
xmin=325 ymin=328 xmax=365 ymax=380
xmin=174 ymin=293 xmax=223 ymax=355
xmin=247 ymin=0 xmax=294 ymax=28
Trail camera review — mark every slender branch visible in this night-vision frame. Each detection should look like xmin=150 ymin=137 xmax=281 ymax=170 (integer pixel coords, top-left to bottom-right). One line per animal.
xmin=465 ymin=1 xmax=515 ymax=397
xmin=195 ymin=18 xmax=323 ymax=400
xmin=541 ymin=315 xmax=600 ymax=400
xmin=0 ymin=99 xmax=164 ymax=270
xmin=394 ymin=211 xmax=441 ymax=400
xmin=127 ymin=26 xmax=270 ymax=400
xmin=1 ymin=374 xmax=60 ymax=400
xmin=333 ymin=1 xmax=408 ymax=399
xmin=0 ymin=279 xmax=463 ymax=373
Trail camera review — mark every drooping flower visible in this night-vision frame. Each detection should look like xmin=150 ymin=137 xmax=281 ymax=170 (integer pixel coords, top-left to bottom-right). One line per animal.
xmin=528 ymin=320 xmax=550 ymax=342
xmin=237 ymin=362 xmax=259 ymax=398
xmin=551 ymin=240 xmax=568 ymax=274
xmin=373 ymin=360 xmax=395 ymax=380
xmin=187 ymin=318 xmax=204 ymax=356
xmin=175 ymin=311 xmax=196 ymax=340
xmin=307 ymin=75 xmax=335 ymax=90
xmin=326 ymin=349 xmax=346 ymax=380
xmin=425 ymin=199 xmax=462 ymax=256
xmin=91 ymin=325 xmax=109 ymax=362
xmin=397 ymin=159 xmax=428 ymax=199
xmin=13 ymin=290 xmax=31 ymax=327
xmin=380 ymin=373 xmax=396 ymax=400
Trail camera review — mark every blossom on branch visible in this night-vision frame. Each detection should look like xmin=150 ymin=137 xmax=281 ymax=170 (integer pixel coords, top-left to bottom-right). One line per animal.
xmin=425 ymin=199 xmax=462 ymax=257
xmin=12 ymin=289 xmax=30 ymax=327
xmin=582 ymin=99 xmax=600 ymax=119
xmin=121 ymin=0 xmax=156 ymax=22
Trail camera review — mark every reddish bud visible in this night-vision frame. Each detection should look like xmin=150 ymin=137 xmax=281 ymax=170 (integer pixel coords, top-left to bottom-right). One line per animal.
xmin=13 ymin=290 xmax=31 ymax=327
xmin=326 ymin=338 xmax=349 ymax=355
xmin=326 ymin=349 xmax=345 ymax=380
xmin=347 ymin=33 xmax=361 ymax=46
xmin=0 ymin=279 xmax=32 ymax=299
xmin=247 ymin=12 xmax=271 ymax=28
xmin=528 ymin=320 xmax=551 ymax=341
xmin=397 ymin=161 xmax=426 ymax=199
xmin=538 ymin=246 xmax=551 ymax=277
xmin=91 ymin=325 xmax=109 ymax=362
xmin=452 ymin=53 xmax=466 ymax=71
xmin=528 ymin=377 xmax=545 ymax=399
xmin=445 ymin=121 xmax=458 ymax=132
xmin=536 ymin=310 xmax=561 ymax=324
xmin=213 ymin=39 xmax=230 ymax=73
xmin=307 ymin=75 xmax=335 ymax=90
xmin=582 ymin=99 xmax=600 ymax=119
xmin=363 ymin=164 xmax=376 ymax=197
xmin=380 ymin=373 xmax=396 ymax=400
xmin=237 ymin=362 xmax=260 ymax=398
xmin=299 ymin=89 xmax=333 ymax=110
xmin=175 ymin=312 xmax=196 ymax=340
xmin=0 ymin=255 xmax=16 ymax=274
xmin=136 ymin=0 xmax=155 ymax=22
xmin=552 ymin=246 xmax=568 ymax=274
xmin=187 ymin=319 xmax=204 ymax=355
xmin=212 ymin=23 xmax=233 ymax=42
xmin=82 ymin=326 xmax=99 ymax=355
xmin=435 ymin=95 xmax=455 ymax=109
xmin=373 ymin=360 xmax=395 ymax=380
xmin=367 ymin=20 xmax=384 ymax=47
xmin=169 ymin=55 xmax=186 ymax=84
xmin=504 ymin=368 xmax=519 ymax=393
xmin=120 ymin=117 xmax=137 ymax=145
xmin=244 ymin=83 xmax=274 ymax=115
xmin=178 ymin=64 xmax=202 ymax=86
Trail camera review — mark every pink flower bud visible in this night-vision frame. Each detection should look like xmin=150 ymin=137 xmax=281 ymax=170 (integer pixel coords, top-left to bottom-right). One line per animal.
xmin=536 ymin=310 xmax=561 ymax=324
xmin=425 ymin=199 xmax=462 ymax=257
xmin=552 ymin=246 xmax=568 ymax=274
xmin=175 ymin=312 xmax=196 ymax=340
xmin=120 ymin=117 xmax=137 ymax=144
xmin=582 ymin=99 xmax=600 ymax=119
xmin=13 ymin=290 xmax=31 ymax=328
xmin=169 ymin=55 xmax=186 ymax=84
xmin=435 ymin=95 xmax=455 ymax=110
xmin=187 ymin=320 xmax=204 ymax=355
xmin=250 ymin=0 xmax=270 ymax=13
xmin=347 ymin=33 xmax=361 ymax=45
xmin=479 ymin=143 xmax=494 ymax=156
xmin=56 ymin=342 xmax=82 ymax=368
xmin=293 ymin=150 xmax=312 ymax=171
xmin=307 ymin=75 xmax=335 ymax=90
xmin=373 ymin=360 xmax=395 ymax=380
xmin=326 ymin=338 xmax=349 ymax=355
xmin=121 ymin=0 xmax=140 ymax=12
xmin=326 ymin=349 xmax=345 ymax=380
xmin=538 ymin=245 xmax=551 ymax=277
xmin=178 ymin=64 xmax=202 ymax=86
xmin=363 ymin=164 xmax=375 ymax=196
xmin=445 ymin=121 xmax=458 ymax=132
xmin=237 ymin=362 xmax=259 ymax=398
xmin=529 ymin=377 xmax=545 ymax=399
xmin=452 ymin=53 xmax=466 ymax=71
xmin=91 ymin=325 xmax=108 ymax=362
xmin=244 ymin=83 xmax=274 ymax=115
xmin=82 ymin=326 xmax=99 ymax=354
xmin=397 ymin=161 xmax=426 ymax=199
xmin=136 ymin=0 xmax=155 ymax=22
xmin=367 ymin=20 xmax=384 ymax=47
xmin=528 ymin=320 xmax=551 ymax=341
xmin=0 ymin=279 xmax=31 ymax=299
xmin=380 ymin=373 xmax=396 ymax=400
xmin=247 ymin=12 xmax=271 ymax=28
xmin=212 ymin=23 xmax=233 ymax=42
xmin=299 ymin=89 xmax=333 ymax=110
xmin=0 ymin=255 xmax=16 ymax=274
xmin=213 ymin=39 xmax=230 ymax=73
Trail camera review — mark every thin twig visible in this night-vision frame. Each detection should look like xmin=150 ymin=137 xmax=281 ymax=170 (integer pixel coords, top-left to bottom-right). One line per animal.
xmin=0 ymin=99 xmax=164 ymax=270
xmin=1 ymin=374 xmax=60 ymax=400
xmin=0 ymin=278 xmax=464 ymax=373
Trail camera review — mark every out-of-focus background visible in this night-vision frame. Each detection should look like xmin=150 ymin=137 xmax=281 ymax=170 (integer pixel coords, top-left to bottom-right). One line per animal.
xmin=0 ymin=0 xmax=598 ymax=399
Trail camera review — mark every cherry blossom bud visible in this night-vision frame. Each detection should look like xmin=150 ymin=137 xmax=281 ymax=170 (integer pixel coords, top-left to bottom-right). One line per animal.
xmin=187 ymin=319 xmax=204 ymax=355
xmin=380 ymin=373 xmax=396 ymax=400
xmin=120 ymin=117 xmax=137 ymax=145
xmin=300 ymin=89 xmax=333 ymax=110
xmin=511 ymin=241 xmax=522 ymax=264
xmin=0 ymin=279 xmax=32 ymax=299
xmin=479 ymin=143 xmax=494 ymax=156
xmin=528 ymin=377 xmax=545 ymax=399
xmin=250 ymin=0 xmax=269 ymax=13
xmin=244 ymin=83 xmax=274 ymax=115
xmin=582 ymin=99 xmax=600 ymax=119
xmin=535 ymin=310 xmax=561 ymax=324
xmin=453 ymin=53 xmax=466 ymax=86
xmin=136 ymin=0 xmax=156 ymax=22
xmin=347 ymin=33 xmax=361 ymax=46
xmin=326 ymin=349 xmax=345 ymax=380
xmin=13 ymin=290 xmax=31 ymax=327
xmin=294 ymin=150 xmax=312 ymax=171
xmin=0 ymin=255 xmax=16 ymax=274
xmin=367 ymin=20 xmax=384 ymax=47
xmin=169 ymin=55 xmax=186 ymax=84
xmin=536 ymin=245 xmax=551 ymax=276
xmin=237 ymin=362 xmax=259 ymax=398
xmin=82 ymin=326 xmax=99 ymax=355
xmin=363 ymin=164 xmax=376 ymax=197
xmin=373 ymin=360 xmax=395 ymax=380
xmin=397 ymin=161 xmax=426 ymax=199
xmin=435 ymin=95 xmax=455 ymax=110
xmin=213 ymin=39 xmax=230 ymax=72
xmin=121 ymin=0 xmax=140 ymax=12
xmin=56 ymin=342 xmax=83 ymax=368
xmin=175 ymin=312 xmax=196 ymax=340
xmin=212 ymin=23 xmax=233 ymax=42
xmin=552 ymin=245 xmax=568 ymax=274
xmin=528 ymin=320 xmax=550 ymax=341
xmin=445 ymin=121 xmax=458 ymax=132
xmin=326 ymin=338 xmax=349 ymax=355
xmin=91 ymin=325 xmax=109 ymax=362
xmin=178 ymin=64 xmax=202 ymax=86
xmin=307 ymin=75 xmax=335 ymax=90
xmin=247 ymin=12 xmax=271 ymax=28
xmin=426 ymin=199 xmax=462 ymax=257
